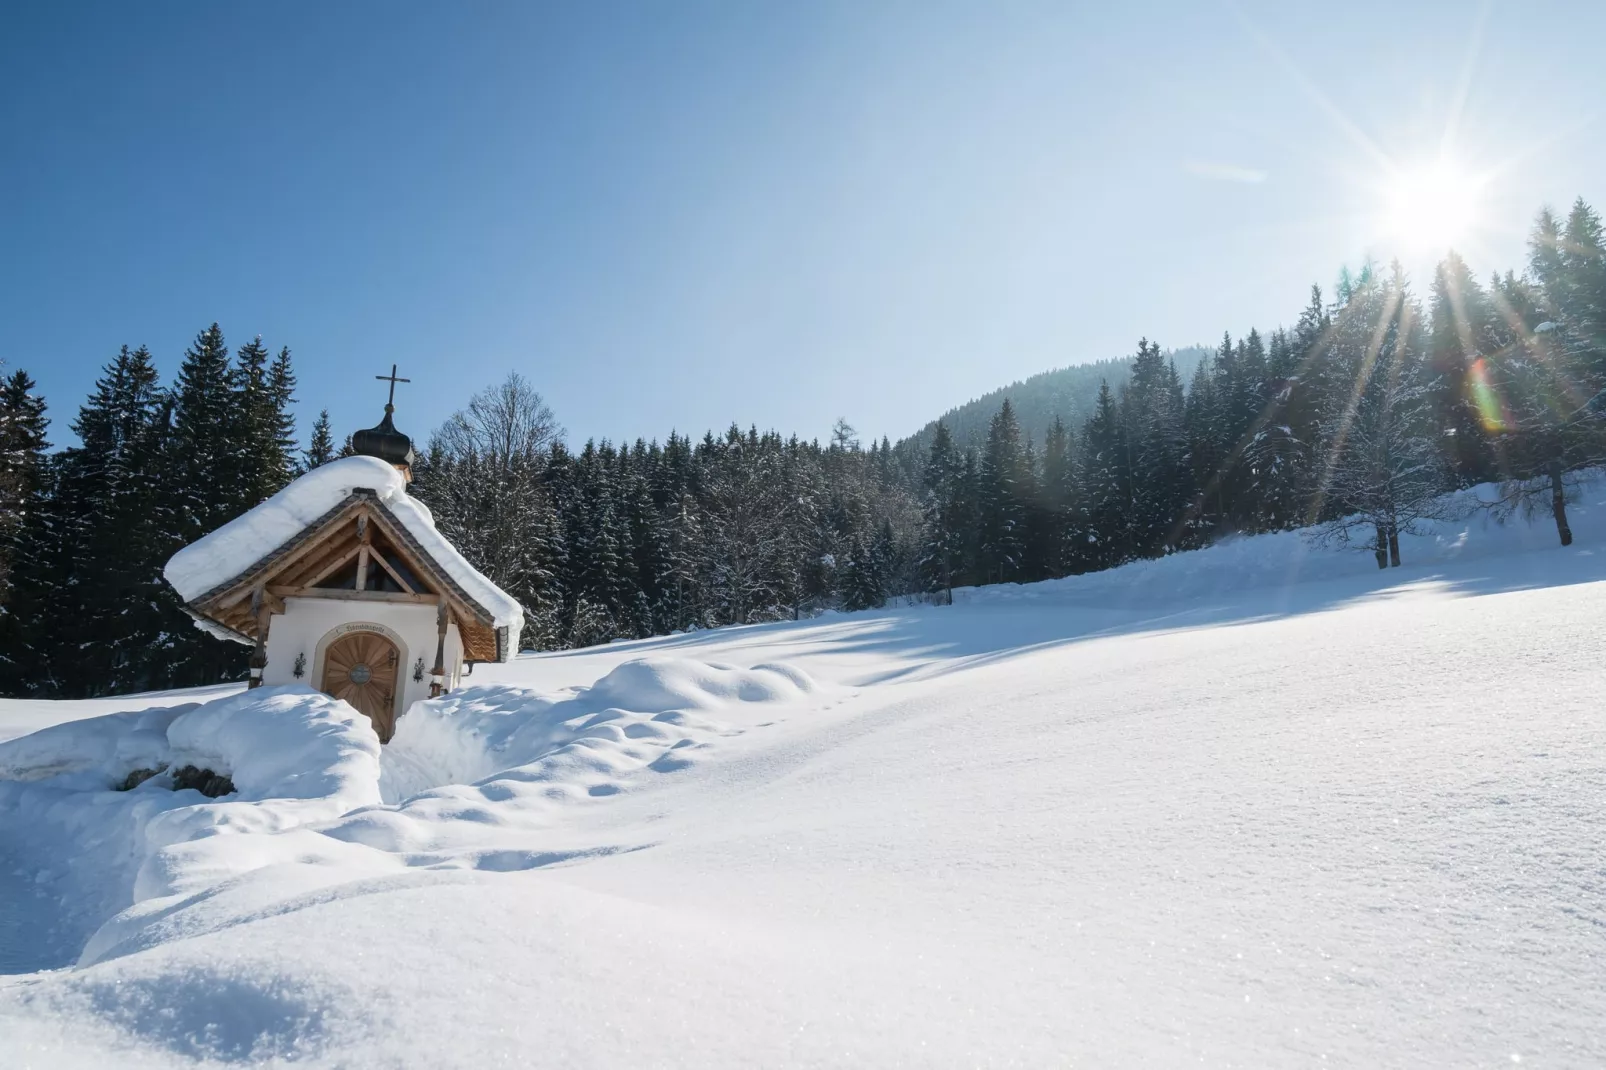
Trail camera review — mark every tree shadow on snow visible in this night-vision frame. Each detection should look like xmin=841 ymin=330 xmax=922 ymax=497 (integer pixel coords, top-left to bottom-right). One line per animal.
xmin=845 ymin=546 xmax=1606 ymax=684
xmin=525 ymin=542 xmax=1606 ymax=689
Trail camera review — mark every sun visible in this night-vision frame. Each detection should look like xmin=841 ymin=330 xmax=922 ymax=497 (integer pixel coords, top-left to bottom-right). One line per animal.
xmin=1382 ymin=159 xmax=1487 ymax=254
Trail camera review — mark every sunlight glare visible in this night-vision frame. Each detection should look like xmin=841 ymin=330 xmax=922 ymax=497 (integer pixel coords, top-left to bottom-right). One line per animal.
xmin=1383 ymin=160 xmax=1486 ymax=254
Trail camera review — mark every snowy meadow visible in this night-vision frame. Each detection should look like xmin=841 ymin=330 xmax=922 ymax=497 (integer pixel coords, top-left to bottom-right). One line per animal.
xmin=2 ymin=478 xmax=1604 ymax=1067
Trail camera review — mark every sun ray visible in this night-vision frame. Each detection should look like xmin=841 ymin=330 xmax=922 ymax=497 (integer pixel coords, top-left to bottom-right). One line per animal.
xmin=1439 ymin=0 xmax=1494 ymax=158
xmin=1227 ymin=1 xmax=1395 ymax=174
xmin=1306 ymin=283 xmax=1402 ymax=526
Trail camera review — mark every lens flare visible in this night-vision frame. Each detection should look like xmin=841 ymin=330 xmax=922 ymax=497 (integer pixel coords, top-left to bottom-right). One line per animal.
xmin=1466 ymin=357 xmax=1509 ymax=433
xmin=1383 ymin=160 xmax=1486 ymax=254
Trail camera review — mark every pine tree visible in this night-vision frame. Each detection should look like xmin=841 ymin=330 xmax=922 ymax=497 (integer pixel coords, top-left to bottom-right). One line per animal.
xmin=1184 ymin=346 xmax=1226 ymax=532
xmin=303 ymin=408 xmax=336 ymax=470
xmin=0 ymin=369 xmax=50 ymax=605
xmin=1559 ymin=199 xmax=1606 ymax=388
xmin=0 ymin=454 xmax=64 ymax=695
xmin=168 ymin=324 xmax=238 ymax=543
xmin=1428 ymin=252 xmax=1499 ymax=484
xmin=977 ymin=400 xmax=1028 ymax=583
xmin=1038 ymin=415 xmax=1076 ymax=576
xmin=840 ymin=532 xmax=884 ymax=610
xmin=1122 ymin=341 xmax=1192 ymax=556
xmin=1484 ymin=257 xmax=1593 ymax=546
xmin=2 ymin=345 xmax=206 ymax=696
xmin=917 ymin=421 xmax=964 ymax=599
xmin=1223 ymin=329 xmax=1269 ymax=526
xmin=265 ymin=346 xmax=299 ymax=487
xmin=1311 ymin=265 xmax=1455 ymax=566
xmin=664 ymin=490 xmax=707 ymax=630
xmin=1079 ymin=381 xmax=1129 ymax=569
xmin=1241 ymin=328 xmax=1308 ymax=532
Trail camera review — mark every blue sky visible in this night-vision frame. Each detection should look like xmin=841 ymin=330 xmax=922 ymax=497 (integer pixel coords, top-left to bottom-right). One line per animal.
xmin=2 ymin=1 xmax=1602 ymax=450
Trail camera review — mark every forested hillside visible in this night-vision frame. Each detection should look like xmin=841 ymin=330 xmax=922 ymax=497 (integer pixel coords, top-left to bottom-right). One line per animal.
xmin=894 ymin=346 xmax=1209 ymax=460
xmin=0 ymin=198 xmax=1602 ymax=696
xmin=413 ymin=198 xmax=1606 ymax=645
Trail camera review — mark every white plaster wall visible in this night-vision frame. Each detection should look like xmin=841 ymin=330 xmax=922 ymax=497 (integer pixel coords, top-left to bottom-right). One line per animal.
xmin=262 ymin=598 xmax=465 ymax=723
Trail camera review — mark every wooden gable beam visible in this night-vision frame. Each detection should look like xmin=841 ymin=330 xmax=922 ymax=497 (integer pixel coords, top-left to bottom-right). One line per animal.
xmin=367 ymin=540 xmax=418 ymax=594
xmin=267 ymin=586 xmax=441 ymax=606
xmin=205 ymin=498 xmax=369 ymax=612
xmin=276 ymin=514 xmax=367 ymax=589
xmin=355 ymin=514 xmax=371 ymax=591
xmin=360 ymin=503 xmax=495 ymax=628
xmin=290 ymin=541 xmax=363 ymax=591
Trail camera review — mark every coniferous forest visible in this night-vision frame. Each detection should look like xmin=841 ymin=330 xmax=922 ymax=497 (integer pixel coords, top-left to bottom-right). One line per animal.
xmin=1 ymin=200 xmax=1603 ymax=698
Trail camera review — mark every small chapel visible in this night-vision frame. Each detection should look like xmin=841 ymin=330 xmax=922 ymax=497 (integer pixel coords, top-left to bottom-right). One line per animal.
xmin=163 ymin=370 xmax=524 ymax=743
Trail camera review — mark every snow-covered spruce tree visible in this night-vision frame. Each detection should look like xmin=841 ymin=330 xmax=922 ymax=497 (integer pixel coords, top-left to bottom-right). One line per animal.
xmin=1427 ymin=254 xmax=1501 ymax=486
xmin=302 ymin=408 xmax=336 ymax=471
xmin=567 ymin=594 xmax=618 ymax=649
xmin=266 ymin=347 xmax=299 ymax=486
xmin=569 ymin=442 xmax=626 ymax=636
xmin=873 ymin=519 xmax=897 ymax=605
xmin=617 ymin=448 xmax=668 ymax=637
xmin=1078 ymin=380 xmax=1130 ymax=569
xmin=0 ymin=453 xmax=63 ymax=696
xmin=72 ymin=347 xmax=178 ymax=693
xmin=167 ymin=324 xmax=238 ymax=545
xmin=1309 ymin=265 xmax=1456 ymax=567
xmin=0 ymin=369 xmax=50 ymax=607
xmin=1267 ymin=284 xmax=1336 ymax=528
xmin=1239 ymin=327 xmax=1310 ymax=533
xmin=0 ymin=370 xmax=52 ymax=695
xmin=6 ymin=345 xmax=196 ymax=696
xmin=839 ymin=531 xmax=885 ymax=611
xmin=227 ymin=337 xmax=300 ymax=513
xmin=159 ymin=325 xmax=268 ymax=689
xmin=1531 ymin=200 xmax=1606 ymax=392
xmin=1121 ymin=341 xmax=1192 ymax=557
xmin=775 ymin=438 xmax=828 ymax=619
xmin=1183 ymin=339 xmax=1228 ymax=533
xmin=662 ymin=490 xmax=707 ymax=631
xmin=977 ymin=399 xmax=1028 ymax=584
xmin=917 ymin=421 xmax=964 ymax=600
xmin=1488 ymin=199 xmax=1606 ymax=545
xmin=702 ymin=426 xmax=786 ymax=623
xmin=1223 ymin=329 xmax=1269 ymax=528
xmin=1032 ymin=414 xmax=1082 ymax=577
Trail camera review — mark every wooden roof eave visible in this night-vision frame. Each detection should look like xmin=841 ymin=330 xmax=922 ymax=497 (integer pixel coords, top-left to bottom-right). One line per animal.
xmin=183 ymin=489 xmax=503 ymax=642
xmin=189 ymin=495 xmax=369 ymax=618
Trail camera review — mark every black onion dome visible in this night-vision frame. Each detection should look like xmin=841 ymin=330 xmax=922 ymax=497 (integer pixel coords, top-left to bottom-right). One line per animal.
xmin=351 ymin=404 xmax=416 ymax=468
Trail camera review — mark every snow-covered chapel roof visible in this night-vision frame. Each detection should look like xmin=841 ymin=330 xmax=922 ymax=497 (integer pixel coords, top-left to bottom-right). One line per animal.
xmin=165 ymin=455 xmax=523 ymax=660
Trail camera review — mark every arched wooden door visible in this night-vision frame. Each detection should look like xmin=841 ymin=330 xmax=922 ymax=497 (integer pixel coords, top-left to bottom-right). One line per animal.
xmin=321 ymin=631 xmax=401 ymax=742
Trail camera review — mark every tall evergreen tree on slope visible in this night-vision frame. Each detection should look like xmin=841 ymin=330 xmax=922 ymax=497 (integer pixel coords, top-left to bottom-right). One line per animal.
xmin=977 ymin=400 xmax=1028 ymax=583
xmin=0 ymin=370 xmax=50 ymax=606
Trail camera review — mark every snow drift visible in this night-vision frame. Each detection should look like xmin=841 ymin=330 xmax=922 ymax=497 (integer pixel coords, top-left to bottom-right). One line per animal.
xmin=381 ymin=657 xmax=815 ymax=802
xmin=0 ymin=657 xmax=816 ymax=974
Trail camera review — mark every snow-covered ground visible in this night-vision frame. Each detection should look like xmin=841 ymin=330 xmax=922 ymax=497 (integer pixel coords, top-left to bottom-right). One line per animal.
xmin=3 ymin=483 xmax=1606 ymax=1067
xmin=0 ymin=684 xmax=242 ymax=748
